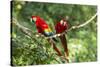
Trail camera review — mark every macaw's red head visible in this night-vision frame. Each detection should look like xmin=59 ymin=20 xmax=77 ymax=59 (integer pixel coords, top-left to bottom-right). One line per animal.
xmin=31 ymin=16 xmax=40 ymax=23
xmin=55 ymin=19 xmax=69 ymax=33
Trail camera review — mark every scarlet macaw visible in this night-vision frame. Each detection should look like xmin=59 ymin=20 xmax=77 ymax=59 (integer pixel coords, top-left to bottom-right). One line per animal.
xmin=31 ymin=16 xmax=57 ymax=41
xmin=55 ymin=19 xmax=68 ymax=33
xmin=55 ymin=19 xmax=69 ymax=62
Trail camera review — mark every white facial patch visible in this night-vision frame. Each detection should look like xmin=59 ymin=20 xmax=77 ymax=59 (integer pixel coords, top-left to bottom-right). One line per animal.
xmin=33 ymin=17 xmax=37 ymax=21
xmin=64 ymin=22 xmax=66 ymax=26
xmin=60 ymin=20 xmax=64 ymax=25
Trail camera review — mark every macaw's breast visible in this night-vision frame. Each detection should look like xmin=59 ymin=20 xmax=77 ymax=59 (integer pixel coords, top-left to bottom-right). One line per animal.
xmin=55 ymin=22 xmax=68 ymax=33
xmin=35 ymin=18 xmax=49 ymax=33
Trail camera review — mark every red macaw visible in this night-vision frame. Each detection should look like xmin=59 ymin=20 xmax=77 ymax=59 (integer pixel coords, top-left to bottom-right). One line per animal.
xmin=31 ymin=16 xmax=57 ymax=41
xmin=55 ymin=19 xmax=68 ymax=33
xmin=55 ymin=19 xmax=69 ymax=62
xmin=31 ymin=16 xmax=62 ymax=56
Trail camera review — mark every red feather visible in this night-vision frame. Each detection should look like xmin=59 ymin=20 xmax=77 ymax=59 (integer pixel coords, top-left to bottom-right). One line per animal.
xmin=55 ymin=19 xmax=68 ymax=33
xmin=32 ymin=16 xmax=49 ymax=33
xmin=55 ymin=19 xmax=69 ymax=62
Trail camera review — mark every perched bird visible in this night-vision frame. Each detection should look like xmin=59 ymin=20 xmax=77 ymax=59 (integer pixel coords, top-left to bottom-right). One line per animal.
xmin=31 ymin=16 xmax=57 ymax=41
xmin=55 ymin=19 xmax=68 ymax=33
xmin=55 ymin=19 xmax=69 ymax=62
xmin=31 ymin=16 xmax=62 ymax=56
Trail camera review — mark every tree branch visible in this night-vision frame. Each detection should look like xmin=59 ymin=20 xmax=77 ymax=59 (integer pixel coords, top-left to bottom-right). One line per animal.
xmin=68 ymin=13 xmax=97 ymax=30
xmin=47 ymin=13 xmax=97 ymax=38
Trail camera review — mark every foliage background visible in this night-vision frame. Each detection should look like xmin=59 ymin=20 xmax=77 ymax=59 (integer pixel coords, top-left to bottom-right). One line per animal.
xmin=11 ymin=1 xmax=97 ymax=66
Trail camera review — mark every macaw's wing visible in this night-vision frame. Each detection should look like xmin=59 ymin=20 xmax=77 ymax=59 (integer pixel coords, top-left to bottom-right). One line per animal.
xmin=36 ymin=26 xmax=43 ymax=33
xmin=43 ymin=28 xmax=58 ymax=42
xmin=55 ymin=20 xmax=68 ymax=33
xmin=43 ymin=28 xmax=53 ymax=36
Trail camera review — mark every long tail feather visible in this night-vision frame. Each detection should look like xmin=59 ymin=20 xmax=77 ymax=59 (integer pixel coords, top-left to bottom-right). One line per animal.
xmin=48 ymin=39 xmax=62 ymax=56
xmin=60 ymin=34 xmax=69 ymax=62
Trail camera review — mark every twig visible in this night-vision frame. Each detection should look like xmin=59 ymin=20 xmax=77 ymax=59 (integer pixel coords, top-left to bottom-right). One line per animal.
xmin=46 ymin=13 xmax=97 ymax=38
xmin=68 ymin=13 xmax=97 ymax=31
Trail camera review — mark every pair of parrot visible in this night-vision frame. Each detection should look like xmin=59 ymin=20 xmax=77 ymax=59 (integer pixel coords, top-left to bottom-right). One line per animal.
xmin=31 ymin=16 xmax=69 ymax=59
xmin=31 ymin=16 xmax=68 ymax=38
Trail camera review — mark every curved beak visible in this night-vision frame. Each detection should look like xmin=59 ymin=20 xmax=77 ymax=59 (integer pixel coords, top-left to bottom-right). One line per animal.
xmin=30 ymin=18 xmax=35 ymax=24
